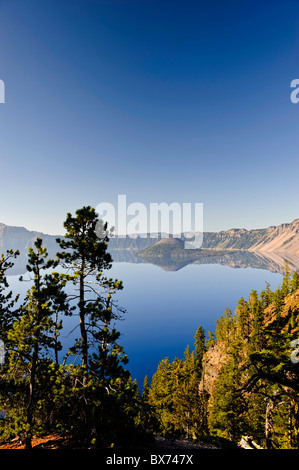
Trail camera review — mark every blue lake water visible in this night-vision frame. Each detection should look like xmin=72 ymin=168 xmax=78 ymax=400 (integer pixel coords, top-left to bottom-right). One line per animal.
xmin=6 ymin=259 xmax=283 ymax=388
xmin=106 ymin=260 xmax=283 ymax=386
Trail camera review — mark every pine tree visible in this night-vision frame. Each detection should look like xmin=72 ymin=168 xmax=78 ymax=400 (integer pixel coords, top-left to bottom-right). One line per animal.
xmin=281 ymin=261 xmax=291 ymax=297
xmin=149 ymin=329 xmax=209 ymax=441
xmin=139 ymin=375 xmax=158 ymax=435
xmin=0 ymin=239 xmax=68 ymax=448
xmin=55 ymin=207 xmax=138 ymax=447
xmin=142 ymin=375 xmax=150 ymax=401
xmin=241 ymin=269 xmax=299 ymax=448
xmin=259 ymin=282 xmax=274 ymax=308
xmin=174 ymin=345 xmax=208 ymax=439
xmin=194 ymin=326 xmax=205 ymax=379
xmin=215 ymin=307 xmax=234 ymax=346
xmin=291 ymin=270 xmax=299 ymax=293
xmin=0 ymin=249 xmax=20 ymax=341
xmin=0 ymin=210 xmax=152 ymax=449
xmin=248 ymin=290 xmax=264 ymax=351
xmin=235 ymin=297 xmax=251 ymax=341
xmin=56 ymin=207 xmax=124 ymax=375
xmin=148 ymin=358 xmax=180 ymax=440
xmin=209 ymin=348 xmax=247 ymax=441
xmin=205 ymin=330 xmax=215 ymax=350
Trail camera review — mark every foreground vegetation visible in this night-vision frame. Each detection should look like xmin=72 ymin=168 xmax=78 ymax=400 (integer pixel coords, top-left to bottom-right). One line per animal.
xmin=0 ymin=207 xmax=152 ymax=449
xmin=0 ymin=205 xmax=299 ymax=449
xmin=147 ymin=264 xmax=299 ymax=449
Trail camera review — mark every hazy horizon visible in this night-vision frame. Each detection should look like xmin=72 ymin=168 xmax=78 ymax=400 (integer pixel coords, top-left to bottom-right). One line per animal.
xmin=1 ymin=215 xmax=298 ymax=237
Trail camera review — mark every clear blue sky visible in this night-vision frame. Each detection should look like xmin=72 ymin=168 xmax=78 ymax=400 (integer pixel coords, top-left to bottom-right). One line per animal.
xmin=0 ymin=0 xmax=298 ymax=235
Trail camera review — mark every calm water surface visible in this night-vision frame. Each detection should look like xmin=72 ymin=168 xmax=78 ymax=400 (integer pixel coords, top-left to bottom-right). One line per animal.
xmin=107 ymin=261 xmax=282 ymax=386
xmin=6 ymin=260 xmax=283 ymax=387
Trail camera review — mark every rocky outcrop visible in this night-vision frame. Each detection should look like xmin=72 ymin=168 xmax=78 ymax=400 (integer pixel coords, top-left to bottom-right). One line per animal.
xmin=199 ymin=343 xmax=229 ymax=398
xmin=263 ymin=289 xmax=299 ymax=332
xmin=201 ymin=219 xmax=299 ymax=255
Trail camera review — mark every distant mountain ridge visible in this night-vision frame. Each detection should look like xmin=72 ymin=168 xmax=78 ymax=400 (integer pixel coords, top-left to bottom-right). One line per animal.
xmin=1 ymin=219 xmax=299 ymax=275
xmin=1 ymin=218 xmax=299 ymax=256
xmin=201 ymin=218 xmax=299 ymax=255
xmin=0 ymin=223 xmax=60 ymax=253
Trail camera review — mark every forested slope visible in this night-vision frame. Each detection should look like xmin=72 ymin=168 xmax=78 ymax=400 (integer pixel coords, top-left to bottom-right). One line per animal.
xmin=146 ymin=264 xmax=299 ymax=449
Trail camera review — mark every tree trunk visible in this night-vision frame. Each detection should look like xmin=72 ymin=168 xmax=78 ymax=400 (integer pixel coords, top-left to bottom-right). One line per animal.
xmin=79 ymin=273 xmax=88 ymax=373
xmin=292 ymin=402 xmax=299 ymax=448
xmin=100 ymin=296 xmax=112 ymax=379
xmin=265 ymin=400 xmax=274 ymax=449
xmin=26 ymin=342 xmax=38 ymax=450
xmin=54 ymin=310 xmax=59 ymax=364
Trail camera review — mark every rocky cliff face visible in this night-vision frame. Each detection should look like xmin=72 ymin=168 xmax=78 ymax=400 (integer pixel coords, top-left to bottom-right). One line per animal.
xmin=201 ymin=219 xmax=299 ymax=255
xmin=200 ymin=342 xmax=229 ymax=398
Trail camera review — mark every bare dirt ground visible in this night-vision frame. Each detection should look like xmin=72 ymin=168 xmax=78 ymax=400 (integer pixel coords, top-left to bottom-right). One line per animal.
xmin=0 ymin=433 xmax=220 ymax=450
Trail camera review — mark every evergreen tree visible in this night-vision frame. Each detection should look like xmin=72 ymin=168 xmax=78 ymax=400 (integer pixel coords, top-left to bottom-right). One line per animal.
xmin=205 ymin=330 xmax=215 ymax=350
xmin=0 ymin=210 xmax=152 ymax=449
xmin=239 ymin=269 xmax=299 ymax=447
xmin=209 ymin=348 xmax=247 ymax=441
xmin=291 ymin=270 xmax=299 ymax=293
xmin=148 ymin=358 xmax=180 ymax=440
xmin=281 ymin=261 xmax=291 ymax=297
xmin=149 ymin=329 xmax=209 ymax=440
xmin=56 ymin=207 xmax=124 ymax=375
xmin=0 ymin=239 xmax=68 ymax=449
xmin=142 ymin=375 xmax=150 ymax=400
xmin=194 ymin=326 xmax=205 ymax=379
xmin=259 ymin=282 xmax=274 ymax=308
xmin=217 ymin=307 xmax=234 ymax=344
xmin=149 ymin=268 xmax=299 ymax=449
xmin=55 ymin=207 xmax=140 ymax=447
xmin=248 ymin=290 xmax=264 ymax=352
xmin=0 ymin=249 xmax=20 ymax=341
xmin=139 ymin=375 xmax=158 ymax=436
